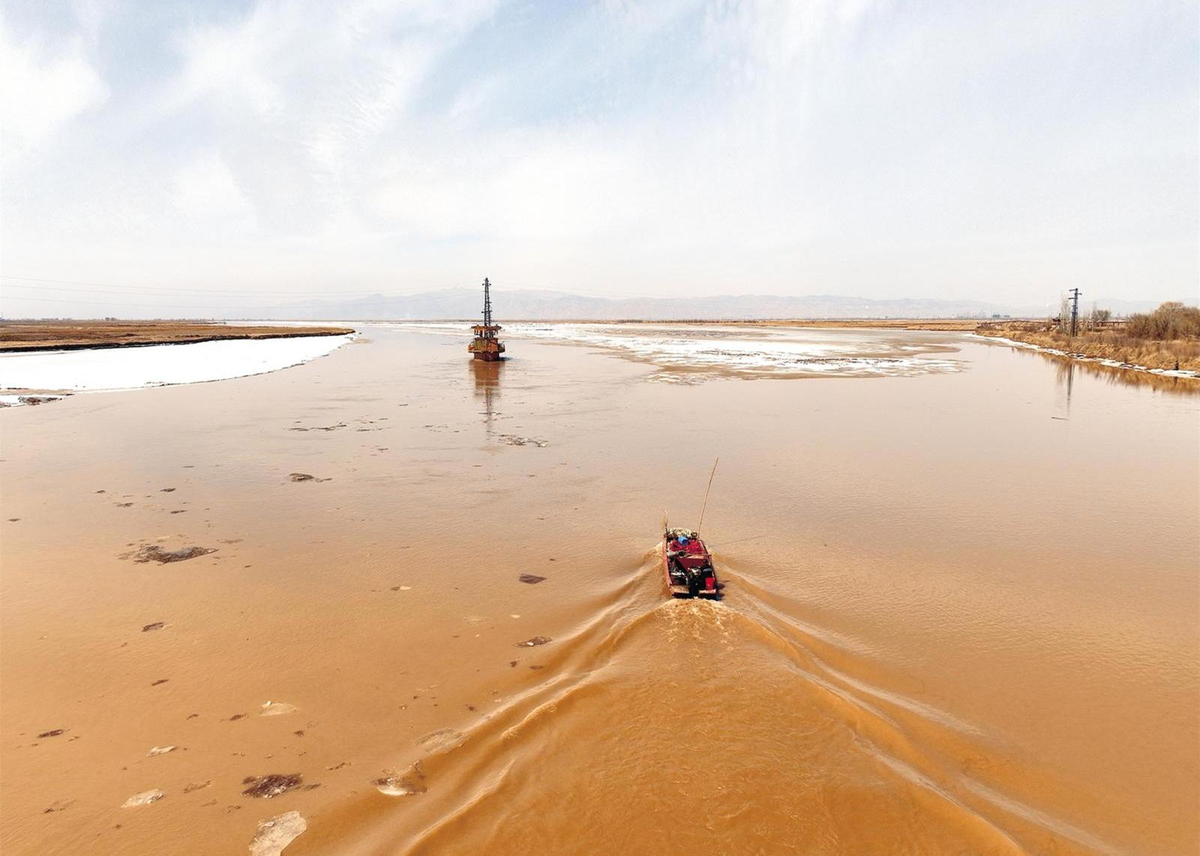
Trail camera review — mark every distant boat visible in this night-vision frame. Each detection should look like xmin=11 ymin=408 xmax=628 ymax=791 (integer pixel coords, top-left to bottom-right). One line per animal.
xmin=662 ymin=527 xmax=719 ymax=598
xmin=468 ymin=277 xmax=505 ymax=362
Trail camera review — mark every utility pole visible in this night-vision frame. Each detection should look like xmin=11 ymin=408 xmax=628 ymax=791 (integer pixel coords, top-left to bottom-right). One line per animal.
xmin=1068 ymin=287 xmax=1081 ymax=337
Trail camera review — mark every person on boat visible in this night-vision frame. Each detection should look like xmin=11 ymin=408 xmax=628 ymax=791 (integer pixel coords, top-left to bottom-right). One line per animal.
xmin=667 ymin=536 xmax=686 ymax=564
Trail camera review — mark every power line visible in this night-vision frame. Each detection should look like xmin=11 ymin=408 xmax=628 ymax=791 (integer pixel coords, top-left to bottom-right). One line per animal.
xmin=0 ymin=274 xmax=649 ymax=306
xmin=3 ymin=282 xmax=343 ymax=300
xmin=0 ymin=275 xmax=457 ymax=297
xmin=0 ymin=293 xmax=275 ymax=310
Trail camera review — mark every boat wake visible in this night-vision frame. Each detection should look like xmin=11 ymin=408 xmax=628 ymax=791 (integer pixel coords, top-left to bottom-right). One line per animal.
xmin=303 ymin=547 xmax=1115 ymax=855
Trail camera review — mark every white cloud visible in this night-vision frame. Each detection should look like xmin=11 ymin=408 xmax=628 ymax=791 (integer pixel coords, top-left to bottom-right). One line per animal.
xmin=0 ymin=0 xmax=1195 ymax=315
xmin=174 ymin=151 xmax=256 ymax=229
xmin=0 ymin=20 xmax=108 ymax=164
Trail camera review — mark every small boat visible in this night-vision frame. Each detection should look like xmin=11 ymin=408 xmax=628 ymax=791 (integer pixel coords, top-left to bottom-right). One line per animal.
xmin=662 ymin=527 xmax=718 ymax=598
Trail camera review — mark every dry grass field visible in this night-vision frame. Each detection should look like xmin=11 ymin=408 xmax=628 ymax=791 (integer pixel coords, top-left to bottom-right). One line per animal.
xmin=0 ymin=321 xmax=353 ymax=352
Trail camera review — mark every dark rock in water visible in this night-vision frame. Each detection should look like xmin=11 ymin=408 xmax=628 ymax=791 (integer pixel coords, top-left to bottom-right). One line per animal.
xmin=183 ymin=781 xmax=211 ymax=793
xmin=288 ymin=473 xmax=316 ymax=482
xmin=134 ymin=545 xmax=216 ymax=564
xmin=151 ymin=679 xmax=169 ymax=686
xmin=160 ymin=487 xmax=176 ymax=493
xmin=242 ymin=774 xmax=303 ymax=799
xmin=37 ymin=729 xmax=65 ymax=739
xmin=516 ymin=636 xmax=552 ymax=647
xmin=518 ymin=574 xmax=546 ymax=584
xmin=142 ymin=622 xmax=165 ymax=632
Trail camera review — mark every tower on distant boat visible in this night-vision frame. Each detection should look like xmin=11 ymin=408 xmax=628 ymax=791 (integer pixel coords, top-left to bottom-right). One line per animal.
xmin=468 ymin=277 xmax=505 ymax=361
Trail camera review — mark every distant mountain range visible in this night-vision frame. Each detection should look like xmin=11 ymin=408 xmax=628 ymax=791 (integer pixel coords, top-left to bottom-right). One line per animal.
xmin=242 ymin=289 xmax=1185 ymax=321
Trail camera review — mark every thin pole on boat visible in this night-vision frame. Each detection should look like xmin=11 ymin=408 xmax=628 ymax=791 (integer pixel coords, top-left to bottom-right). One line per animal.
xmin=696 ymin=457 xmax=719 ymax=535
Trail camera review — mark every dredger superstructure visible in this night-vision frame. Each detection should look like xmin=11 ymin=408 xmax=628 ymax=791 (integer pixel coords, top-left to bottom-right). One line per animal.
xmin=468 ymin=277 xmax=505 ymax=362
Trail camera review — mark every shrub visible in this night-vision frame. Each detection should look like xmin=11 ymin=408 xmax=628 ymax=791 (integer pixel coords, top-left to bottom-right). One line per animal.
xmin=1127 ymin=302 xmax=1200 ymax=340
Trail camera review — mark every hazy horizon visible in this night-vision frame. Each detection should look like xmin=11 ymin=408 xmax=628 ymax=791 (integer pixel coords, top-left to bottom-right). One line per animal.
xmin=2 ymin=0 xmax=1197 ymax=318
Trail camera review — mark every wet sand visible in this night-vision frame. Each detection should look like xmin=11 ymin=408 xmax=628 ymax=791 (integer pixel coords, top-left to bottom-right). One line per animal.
xmin=1 ymin=326 xmax=1197 ymax=854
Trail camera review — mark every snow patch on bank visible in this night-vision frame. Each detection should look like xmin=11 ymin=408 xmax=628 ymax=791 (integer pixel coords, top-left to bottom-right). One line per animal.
xmin=0 ymin=394 xmax=63 ymax=408
xmin=0 ymin=334 xmax=354 ymax=400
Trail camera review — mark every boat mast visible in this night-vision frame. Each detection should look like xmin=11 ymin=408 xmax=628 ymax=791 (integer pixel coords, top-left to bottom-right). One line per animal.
xmin=482 ymin=278 xmax=493 ymax=327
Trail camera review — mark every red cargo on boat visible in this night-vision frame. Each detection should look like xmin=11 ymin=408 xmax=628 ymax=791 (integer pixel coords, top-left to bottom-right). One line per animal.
xmin=662 ymin=527 xmax=719 ymax=598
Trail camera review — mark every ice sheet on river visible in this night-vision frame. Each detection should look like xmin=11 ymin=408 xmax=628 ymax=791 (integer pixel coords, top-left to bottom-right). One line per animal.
xmin=399 ymin=322 xmax=961 ymax=379
xmin=0 ymin=334 xmax=353 ymax=397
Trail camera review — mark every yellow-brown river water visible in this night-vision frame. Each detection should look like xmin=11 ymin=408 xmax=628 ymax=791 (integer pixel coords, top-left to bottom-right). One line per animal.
xmin=1 ymin=325 xmax=1197 ymax=854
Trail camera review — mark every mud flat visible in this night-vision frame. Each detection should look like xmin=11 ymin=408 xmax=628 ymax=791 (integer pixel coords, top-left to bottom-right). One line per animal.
xmin=1 ymin=323 xmax=1197 ymax=855
xmin=0 ymin=321 xmax=353 ymax=352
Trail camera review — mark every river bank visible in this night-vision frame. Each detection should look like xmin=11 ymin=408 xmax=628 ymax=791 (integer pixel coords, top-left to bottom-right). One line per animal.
xmin=976 ymin=321 xmax=1200 ymax=374
xmin=0 ymin=321 xmax=354 ymax=352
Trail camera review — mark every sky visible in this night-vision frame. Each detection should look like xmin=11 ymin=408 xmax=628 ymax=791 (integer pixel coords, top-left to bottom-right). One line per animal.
xmin=1 ymin=0 xmax=1197 ymax=318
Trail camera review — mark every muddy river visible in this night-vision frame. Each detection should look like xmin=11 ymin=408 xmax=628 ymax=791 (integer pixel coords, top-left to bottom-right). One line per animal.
xmin=1 ymin=325 xmax=1196 ymax=854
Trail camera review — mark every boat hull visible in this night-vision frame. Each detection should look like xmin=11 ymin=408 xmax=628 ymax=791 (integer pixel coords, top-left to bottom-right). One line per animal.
xmin=468 ymin=335 xmax=505 ymax=361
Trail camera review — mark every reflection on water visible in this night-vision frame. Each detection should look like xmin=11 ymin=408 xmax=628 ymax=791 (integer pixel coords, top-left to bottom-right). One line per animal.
xmin=1058 ymin=360 xmax=1075 ymax=416
xmin=470 ymin=358 xmax=503 ymax=434
xmin=1016 ymin=343 xmax=1200 ymax=397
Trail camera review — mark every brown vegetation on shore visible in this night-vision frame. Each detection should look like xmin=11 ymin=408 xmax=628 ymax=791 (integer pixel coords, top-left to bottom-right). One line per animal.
xmin=977 ymin=302 xmax=1200 ymax=372
xmin=0 ymin=321 xmax=353 ymax=352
